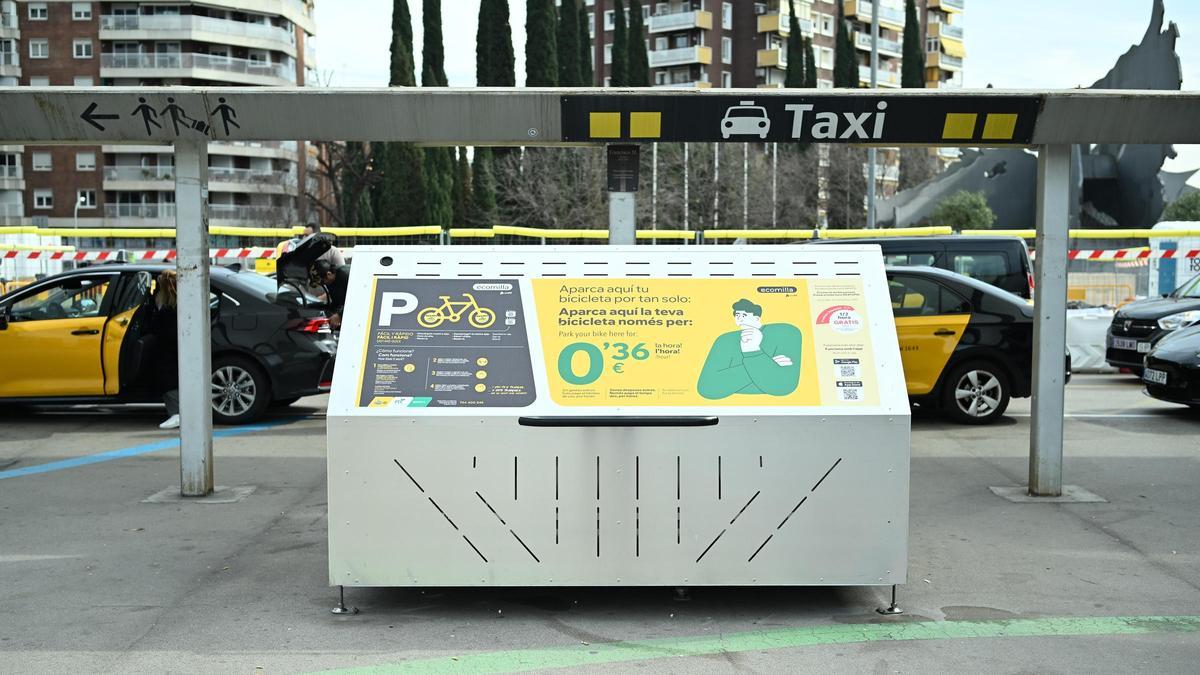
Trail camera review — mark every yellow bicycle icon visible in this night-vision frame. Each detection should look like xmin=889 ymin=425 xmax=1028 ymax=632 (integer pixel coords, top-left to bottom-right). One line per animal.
xmin=417 ymin=293 xmax=497 ymax=329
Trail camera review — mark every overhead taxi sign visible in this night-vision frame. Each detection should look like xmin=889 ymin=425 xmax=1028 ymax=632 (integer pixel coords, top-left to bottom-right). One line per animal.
xmin=560 ymin=94 xmax=1044 ymax=145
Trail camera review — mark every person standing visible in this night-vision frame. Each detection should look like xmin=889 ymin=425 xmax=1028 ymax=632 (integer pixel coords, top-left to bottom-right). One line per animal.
xmin=152 ymin=270 xmax=182 ymax=430
xmin=310 ymin=259 xmax=351 ymax=330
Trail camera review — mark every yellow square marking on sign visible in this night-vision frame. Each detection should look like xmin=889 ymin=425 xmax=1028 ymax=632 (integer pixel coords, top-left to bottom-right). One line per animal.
xmin=982 ymin=113 xmax=1019 ymax=140
xmin=942 ymin=113 xmax=978 ymax=140
xmin=629 ymin=111 xmax=662 ymax=138
xmin=589 ymin=112 xmax=622 ymax=138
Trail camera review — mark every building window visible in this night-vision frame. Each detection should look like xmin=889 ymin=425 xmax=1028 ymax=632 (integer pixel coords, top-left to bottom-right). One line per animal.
xmin=604 ymin=43 xmax=612 ymax=64
xmin=722 ymin=2 xmax=732 ymax=29
xmin=817 ymin=78 xmax=833 ymax=89
xmin=819 ymin=46 xmax=834 ymax=70
xmin=32 ymin=151 xmax=51 ymax=171
xmin=655 ymin=71 xmax=667 ymax=85
xmin=73 ymin=39 xmax=93 ymax=59
xmin=721 ymin=71 xmax=731 ymax=88
xmin=721 ymin=37 xmax=732 ymax=64
xmin=28 ymin=3 xmax=47 ymax=20
xmin=655 ymin=3 xmax=667 ymax=16
xmin=603 ymin=76 xmax=611 ymax=86
xmin=76 ymin=152 xmax=96 ymax=171
xmin=29 ymin=76 xmax=50 ymax=86
xmin=604 ymin=10 xmax=614 ymax=31
xmin=587 ymin=13 xmax=595 ymax=38
xmin=72 ymin=2 xmax=92 ymax=20
xmin=77 ymin=190 xmax=96 ymax=209
xmin=34 ymin=189 xmax=53 ymax=209
xmin=655 ymin=37 xmax=667 ymax=50
xmin=926 ymin=37 xmax=940 ymax=53
xmin=73 ymin=75 xmax=94 ymax=86
xmin=820 ymin=13 xmax=835 ymax=37
xmin=0 ymin=153 xmax=17 ymax=178
xmin=29 ymin=39 xmax=48 ymax=59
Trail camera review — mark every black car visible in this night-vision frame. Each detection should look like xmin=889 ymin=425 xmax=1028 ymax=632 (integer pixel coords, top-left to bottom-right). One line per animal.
xmin=1142 ymin=325 xmax=1200 ymax=409
xmin=1106 ymin=273 xmax=1200 ymax=373
xmin=0 ymin=264 xmax=336 ymax=424
xmin=811 ymin=236 xmax=1035 ymax=299
xmin=887 ymin=266 xmax=1068 ymax=424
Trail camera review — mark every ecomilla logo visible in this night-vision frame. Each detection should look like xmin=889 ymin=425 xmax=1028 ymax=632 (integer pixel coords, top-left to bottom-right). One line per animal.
xmin=816 ymin=305 xmax=863 ymax=334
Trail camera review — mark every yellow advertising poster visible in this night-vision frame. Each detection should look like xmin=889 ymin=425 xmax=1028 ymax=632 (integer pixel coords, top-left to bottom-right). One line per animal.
xmin=533 ymin=278 xmax=878 ymax=407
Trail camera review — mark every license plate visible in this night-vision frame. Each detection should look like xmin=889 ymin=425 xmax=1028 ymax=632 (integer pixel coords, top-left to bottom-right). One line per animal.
xmin=1144 ymin=369 xmax=1169 ymax=385
xmin=1111 ymin=337 xmax=1150 ymax=353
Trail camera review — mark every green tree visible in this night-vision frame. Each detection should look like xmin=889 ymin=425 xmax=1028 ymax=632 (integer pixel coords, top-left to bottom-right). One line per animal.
xmin=804 ymin=36 xmax=817 ymax=88
xmin=525 ymin=0 xmax=558 ymax=86
xmin=611 ymin=0 xmax=628 ymax=86
xmin=1163 ymin=191 xmax=1200 ymax=221
xmin=557 ymin=0 xmax=581 ymax=86
xmin=451 ymin=147 xmax=473 ymax=226
xmin=578 ymin=8 xmax=593 ymax=85
xmin=930 ymin=191 xmax=997 ymax=230
xmin=421 ymin=1 xmax=453 ymax=227
xmin=372 ymin=5 xmax=426 ymax=227
xmin=900 ymin=0 xmax=925 ymax=88
xmin=834 ymin=0 xmax=857 ymax=88
xmin=626 ymin=0 xmax=649 ymax=86
xmin=477 ymin=0 xmax=515 ymax=86
xmin=471 ymin=148 xmax=498 ymax=226
xmin=785 ymin=0 xmax=806 ymax=88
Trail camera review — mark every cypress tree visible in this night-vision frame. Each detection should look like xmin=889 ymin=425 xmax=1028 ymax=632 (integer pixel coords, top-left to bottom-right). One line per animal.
xmin=578 ymin=8 xmax=593 ymax=85
xmin=784 ymin=0 xmax=805 ymax=88
xmin=627 ymin=0 xmax=649 ymax=86
xmin=373 ymin=13 xmax=426 ymax=227
xmin=804 ymin=36 xmax=817 ymax=88
xmin=451 ymin=147 xmax=473 ymax=227
xmin=833 ymin=0 xmax=858 ymax=88
xmin=557 ymin=0 xmax=581 ymax=86
xmin=478 ymin=0 xmax=516 ymax=86
xmin=422 ymin=0 xmax=453 ymax=228
xmin=422 ymin=0 xmax=447 ymax=86
xmin=525 ymin=0 xmax=558 ymax=86
xmin=471 ymin=148 xmax=498 ymax=226
xmin=901 ymin=0 xmax=925 ymax=88
xmin=611 ymin=0 xmax=628 ymax=86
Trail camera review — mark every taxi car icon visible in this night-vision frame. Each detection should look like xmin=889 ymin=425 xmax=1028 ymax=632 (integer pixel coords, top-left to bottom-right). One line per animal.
xmin=721 ymin=101 xmax=771 ymax=139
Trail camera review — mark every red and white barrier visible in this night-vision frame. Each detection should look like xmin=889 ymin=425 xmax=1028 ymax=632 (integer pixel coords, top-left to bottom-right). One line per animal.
xmin=1029 ymin=248 xmax=1200 ymax=261
xmin=1 ymin=247 xmax=278 ymax=261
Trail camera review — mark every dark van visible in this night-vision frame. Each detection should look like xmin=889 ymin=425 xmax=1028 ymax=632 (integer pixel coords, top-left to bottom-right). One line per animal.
xmin=807 ymin=235 xmax=1035 ymax=299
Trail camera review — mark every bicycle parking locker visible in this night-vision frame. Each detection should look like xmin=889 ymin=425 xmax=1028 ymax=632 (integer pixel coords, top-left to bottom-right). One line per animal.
xmin=3 ymin=86 xmax=1199 ymax=504
xmin=328 ymin=245 xmax=909 ymax=587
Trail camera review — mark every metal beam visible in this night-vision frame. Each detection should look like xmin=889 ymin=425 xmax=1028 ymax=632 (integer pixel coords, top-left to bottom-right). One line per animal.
xmin=3 ymin=88 xmax=1200 ymax=145
xmin=1029 ymin=144 xmax=1071 ymax=497
xmin=174 ymin=140 xmax=213 ymax=497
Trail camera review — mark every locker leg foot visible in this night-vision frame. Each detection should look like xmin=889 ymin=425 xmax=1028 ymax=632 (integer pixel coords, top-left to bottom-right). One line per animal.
xmin=673 ymin=587 xmax=690 ymax=602
xmin=331 ymin=585 xmax=359 ymax=615
xmin=876 ymin=584 xmax=903 ymax=615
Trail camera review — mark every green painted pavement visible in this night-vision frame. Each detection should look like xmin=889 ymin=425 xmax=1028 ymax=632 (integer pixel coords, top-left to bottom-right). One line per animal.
xmin=313 ymin=615 xmax=1200 ymax=674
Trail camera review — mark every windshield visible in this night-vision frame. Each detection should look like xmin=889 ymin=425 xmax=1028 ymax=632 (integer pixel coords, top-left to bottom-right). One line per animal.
xmin=1175 ymin=273 xmax=1200 ymax=298
xmin=726 ymin=108 xmax=766 ymax=118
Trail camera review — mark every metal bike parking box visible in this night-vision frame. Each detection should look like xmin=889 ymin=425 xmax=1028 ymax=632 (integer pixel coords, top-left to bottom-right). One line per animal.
xmin=327 ymin=245 xmax=910 ymax=588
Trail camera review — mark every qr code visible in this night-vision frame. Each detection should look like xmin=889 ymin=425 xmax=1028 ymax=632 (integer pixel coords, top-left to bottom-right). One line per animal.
xmin=838 ymin=365 xmax=859 ymax=377
xmin=839 ymin=388 xmax=861 ymax=401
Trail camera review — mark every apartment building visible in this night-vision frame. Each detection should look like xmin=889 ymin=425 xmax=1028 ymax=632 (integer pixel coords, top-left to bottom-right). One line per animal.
xmin=584 ymin=0 xmax=965 ymax=196
xmin=0 ymin=0 xmax=316 ymax=232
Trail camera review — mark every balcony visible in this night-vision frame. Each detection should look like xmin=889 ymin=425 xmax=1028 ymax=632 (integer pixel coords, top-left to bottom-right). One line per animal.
xmin=99 ymin=14 xmax=296 ymax=54
xmin=855 ymin=32 xmax=902 ymax=57
xmin=648 ymin=10 xmax=712 ymax=34
xmin=844 ymin=1 xmax=905 ymax=31
xmin=100 ymin=52 xmax=295 ymax=86
xmin=0 ymin=203 xmax=23 ymax=219
xmin=105 ymin=165 xmax=175 ymax=182
xmin=929 ymin=21 xmax=963 ymax=41
xmin=0 ymin=50 xmax=18 ymax=77
xmin=654 ymin=81 xmax=712 ymax=89
xmin=0 ymin=10 xmax=18 ymax=38
xmin=757 ymin=48 xmax=786 ymax=69
xmin=927 ymin=51 xmax=963 ymax=71
xmin=929 ymin=0 xmax=965 ymax=13
xmin=0 ymin=163 xmax=22 ymax=190
xmin=858 ymin=65 xmax=901 ymax=87
xmin=756 ymin=12 xmax=813 ymax=36
xmin=103 ymin=202 xmax=291 ymax=224
xmin=105 ymin=203 xmax=177 ymax=220
xmin=648 ymin=45 xmax=712 ymax=68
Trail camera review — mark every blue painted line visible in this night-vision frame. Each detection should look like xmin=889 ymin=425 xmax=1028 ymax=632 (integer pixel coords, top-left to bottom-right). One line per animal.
xmin=0 ymin=419 xmax=295 ymax=481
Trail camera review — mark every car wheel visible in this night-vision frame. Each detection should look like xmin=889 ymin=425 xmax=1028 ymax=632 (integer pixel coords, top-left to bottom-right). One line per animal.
xmin=210 ymin=355 xmax=271 ymax=425
xmin=941 ymin=361 xmax=1010 ymax=425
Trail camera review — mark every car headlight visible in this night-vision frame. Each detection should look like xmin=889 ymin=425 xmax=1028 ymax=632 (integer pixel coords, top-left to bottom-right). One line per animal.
xmin=1157 ymin=310 xmax=1200 ymax=330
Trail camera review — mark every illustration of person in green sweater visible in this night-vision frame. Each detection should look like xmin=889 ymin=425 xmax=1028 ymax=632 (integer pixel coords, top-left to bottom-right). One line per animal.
xmin=697 ymin=299 xmax=802 ymax=400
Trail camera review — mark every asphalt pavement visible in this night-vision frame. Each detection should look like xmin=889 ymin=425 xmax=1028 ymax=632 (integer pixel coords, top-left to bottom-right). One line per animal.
xmin=1 ymin=375 xmax=1198 ymax=673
